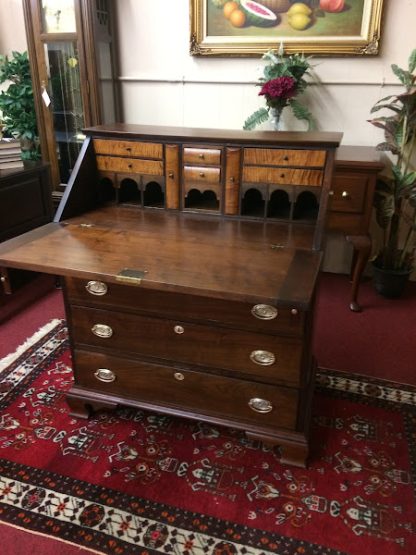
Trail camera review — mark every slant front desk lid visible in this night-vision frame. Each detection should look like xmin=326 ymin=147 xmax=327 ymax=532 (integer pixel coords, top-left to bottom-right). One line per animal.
xmin=0 ymin=207 xmax=321 ymax=309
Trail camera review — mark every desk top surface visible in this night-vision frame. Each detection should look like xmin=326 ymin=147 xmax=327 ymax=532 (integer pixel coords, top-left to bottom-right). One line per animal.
xmin=0 ymin=206 xmax=321 ymax=308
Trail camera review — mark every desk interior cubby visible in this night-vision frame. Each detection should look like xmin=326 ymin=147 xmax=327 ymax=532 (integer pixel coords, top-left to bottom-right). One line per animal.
xmin=97 ymin=172 xmax=165 ymax=208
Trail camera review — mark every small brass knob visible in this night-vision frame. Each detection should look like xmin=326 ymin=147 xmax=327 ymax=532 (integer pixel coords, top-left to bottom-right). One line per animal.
xmin=85 ymin=280 xmax=108 ymax=296
xmin=92 ymin=324 xmax=113 ymax=338
xmin=174 ymin=372 xmax=185 ymax=381
xmin=341 ymin=191 xmax=350 ymax=198
xmin=128 ymin=164 xmax=133 ymax=169
xmin=0 ymin=276 xmax=6 ymax=283
xmin=248 ymin=398 xmax=273 ymax=413
xmin=94 ymin=368 xmax=116 ymax=383
xmin=229 ymin=176 xmax=235 ymax=183
xmin=199 ymin=172 xmax=205 ymax=178
xmin=168 ymin=171 xmax=174 ymax=178
xmin=126 ymin=147 xmax=131 ymax=152
xmin=329 ymin=190 xmax=334 ymax=196
xmin=174 ymin=325 xmax=184 ymax=334
xmin=291 ymin=308 xmax=299 ymax=316
xmin=280 ymin=173 xmax=285 ymax=179
xmin=250 ymin=350 xmax=276 ymax=366
xmin=198 ymin=153 xmax=204 ymax=159
xmin=283 ymin=155 xmax=289 ymax=161
xmin=251 ymin=304 xmax=278 ymax=320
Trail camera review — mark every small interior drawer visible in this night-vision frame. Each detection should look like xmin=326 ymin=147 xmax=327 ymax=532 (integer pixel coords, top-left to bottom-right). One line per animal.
xmin=96 ymin=155 xmax=164 ymax=176
xmin=93 ymin=139 xmax=163 ymax=159
xmin=243 ymin=166 xmax=323 ymax=187
xmin=244 ymin=148 xmax=326 ymax=168
xmin=73 ymin=349 xmax=299 ymax=431
xmin=183 ymin=165 xmax=221 ymax=184
xmin=183 ymin=147 xmax=221 ymax=165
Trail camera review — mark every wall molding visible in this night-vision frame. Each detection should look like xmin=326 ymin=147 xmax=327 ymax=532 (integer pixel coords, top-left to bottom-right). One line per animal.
xmin=118 ymin=75 xmax=402 ymax=87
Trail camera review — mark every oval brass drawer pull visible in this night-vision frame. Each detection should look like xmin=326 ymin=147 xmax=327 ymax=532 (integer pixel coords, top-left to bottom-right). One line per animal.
xmin=94 ymin=368 xmax=116 ymax=383
xmin=174 ymin=325 xmax=185 ymax=334
xmin=248 ymin=397 xmax=273 ymax=413
xmin=174 ymin=372 xmax=185 ymax=381
xmin=250 ymin=350 xmax=276 ymax=366
xmin=85 ymin=280 xmax=108 ymax=296
xmin=251 ymin=304 xmax=278 ymax=320
xmin=92 ymin=324 xmax=113 ymax=338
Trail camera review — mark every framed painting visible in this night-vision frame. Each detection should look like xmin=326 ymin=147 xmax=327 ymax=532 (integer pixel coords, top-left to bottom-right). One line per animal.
xmin=190 ymin=0 xmax=384 ymax=56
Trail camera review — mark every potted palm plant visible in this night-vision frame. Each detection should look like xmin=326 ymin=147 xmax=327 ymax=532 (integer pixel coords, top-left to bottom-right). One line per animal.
xmin=368 ymin=48 xmax=416 ymax=298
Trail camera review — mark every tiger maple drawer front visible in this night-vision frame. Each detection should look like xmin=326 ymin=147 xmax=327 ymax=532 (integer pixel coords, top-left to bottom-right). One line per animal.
xmin=70 ymin=306 xmax=303 ymax=385
xmin=329 ymin=173 xmax=367 ymax=213
xmin=242 ymin=166 xmax=324 ymax=187
xmin=183 ymin=147 xmax=221 ymax=166
xmin=93 ymin=139 xmax=163 ymax=159
xmin=244 ymin=148 xmax=326 ymax=168
xmin=96 ymin=155 xmax=164 ymax=176
xmin=183 ymin=165 xmax=221 ymax=184
xmin=64 ymin=277 xmax=305 ymax=337
xmin=73 ymin=349 xmax=299 ymax=430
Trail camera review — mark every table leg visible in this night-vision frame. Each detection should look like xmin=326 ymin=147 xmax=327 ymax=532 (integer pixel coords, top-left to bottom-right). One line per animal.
xmin=345 ymin=234 xmax=371 ymax=312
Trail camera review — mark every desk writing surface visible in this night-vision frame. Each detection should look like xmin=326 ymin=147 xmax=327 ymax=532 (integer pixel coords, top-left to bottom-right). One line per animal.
xmin=0 ymin=206 xmax=321 ymax=308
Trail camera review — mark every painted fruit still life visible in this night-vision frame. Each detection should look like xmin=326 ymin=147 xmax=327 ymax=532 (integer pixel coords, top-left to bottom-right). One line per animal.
xmin=207 ymin=0 xmax=365 ymax=37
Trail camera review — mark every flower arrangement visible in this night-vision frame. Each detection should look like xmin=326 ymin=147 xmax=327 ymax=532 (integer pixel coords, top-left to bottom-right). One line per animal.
xmin=243 ymin=44 xmax=315 ymax=131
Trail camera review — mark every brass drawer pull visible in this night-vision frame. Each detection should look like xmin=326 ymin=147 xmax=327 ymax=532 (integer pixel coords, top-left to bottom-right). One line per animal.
xmin=341 ymin=191 xmax=350 ymax=198
xmin=251 ymin=304 xmax=278 ymax=320
xmin=198 ymin=153 xmax=205 ymax=159
xmin=199 ymin=172 xmax=205 ymax=177
xmin=174 ymin=325 xmax=184 ymax=334
xmin=250 ymin=350 xmax=276 ymax=366
xmin=174 ymin=372 xmax=185 ymax=381
xmin=94 ymin=368 xmax=116 ymax=383
xmin=92 ymin=324 xmax=113 ymax=338
xmin=168 ymin=171 xmax=174 ymax=178
xmin=248 ymin=398 xmax=273 ymax=413
xmin=85 ymin=280 xmax=108 ymax=296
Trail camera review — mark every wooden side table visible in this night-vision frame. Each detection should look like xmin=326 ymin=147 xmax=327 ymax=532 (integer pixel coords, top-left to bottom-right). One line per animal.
xmin=328 ymin=146 xmax=384 ymax=311
xmin=0 ymin=162 xmax=52 ymax=298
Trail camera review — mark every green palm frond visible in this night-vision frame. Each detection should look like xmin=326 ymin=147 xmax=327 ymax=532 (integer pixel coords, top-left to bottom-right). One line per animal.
xmin=243 ymin=108 xmax=269 ymax=131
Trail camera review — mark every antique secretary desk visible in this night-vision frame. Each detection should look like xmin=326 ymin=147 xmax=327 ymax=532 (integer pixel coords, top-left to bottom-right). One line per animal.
xmin=0 ymin=125 xmax=343 ymax=467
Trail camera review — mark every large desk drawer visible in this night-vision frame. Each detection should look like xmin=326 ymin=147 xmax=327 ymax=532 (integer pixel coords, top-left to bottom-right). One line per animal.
xmin=64 ymin=277 xmax=306 ymax=337
xmin=73 ymin=349 xmax=299 ymax=431
xmin=70 ymin=306 xmax=304 ymax=386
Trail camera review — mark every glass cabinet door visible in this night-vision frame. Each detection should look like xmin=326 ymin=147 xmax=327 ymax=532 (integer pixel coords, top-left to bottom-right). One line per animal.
xmin=23 ymin=0 xmax=120 ymax=193
xmin=44 ymin=40 xmax=85 ymax=183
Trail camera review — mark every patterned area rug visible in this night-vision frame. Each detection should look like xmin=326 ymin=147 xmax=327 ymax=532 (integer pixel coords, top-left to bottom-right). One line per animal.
xmin=0 ymin=320 xmax=415 ymax=555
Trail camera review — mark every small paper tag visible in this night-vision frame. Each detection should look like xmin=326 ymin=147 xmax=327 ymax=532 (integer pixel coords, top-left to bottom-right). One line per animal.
xmin=42 ymin=88 xmax=51 ymax=107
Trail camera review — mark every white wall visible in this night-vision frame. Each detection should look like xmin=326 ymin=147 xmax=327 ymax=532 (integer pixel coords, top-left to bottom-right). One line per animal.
xmin=0 ymin=0 xmax=27 ymax=55
xmin=116 ymin=0 xmax=416 ymax=147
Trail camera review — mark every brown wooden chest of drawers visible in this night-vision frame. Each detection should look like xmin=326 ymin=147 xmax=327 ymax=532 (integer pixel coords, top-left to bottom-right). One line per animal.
xmin=0 ymin=124 xmax=342 ymax=467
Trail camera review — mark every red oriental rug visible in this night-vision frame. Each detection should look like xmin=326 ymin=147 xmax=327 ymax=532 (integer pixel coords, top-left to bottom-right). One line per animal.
xmin=0 ymin=319 xmax=415 ymax=555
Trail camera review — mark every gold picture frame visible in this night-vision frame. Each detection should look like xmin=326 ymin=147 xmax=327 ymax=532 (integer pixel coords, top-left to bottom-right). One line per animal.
xmin=190 ymin=0 xmax=384 ymax=56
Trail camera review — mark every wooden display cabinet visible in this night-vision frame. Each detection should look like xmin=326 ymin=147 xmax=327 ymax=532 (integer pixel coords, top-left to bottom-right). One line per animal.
xmin=0 ymin=125 xmax=342 ymax=467
xmin=23 ymin=0 xmax=120 ymax=192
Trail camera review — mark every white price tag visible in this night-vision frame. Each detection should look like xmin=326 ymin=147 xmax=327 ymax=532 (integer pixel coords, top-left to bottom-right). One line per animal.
xmin=42 ymin=88 xmax=51 ymax=107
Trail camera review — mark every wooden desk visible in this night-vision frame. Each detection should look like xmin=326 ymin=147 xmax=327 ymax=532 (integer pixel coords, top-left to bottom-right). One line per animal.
xmin=0 ymin=125 xmax=342 ymax=467
xmin=330 ymin=146 xmax=383 ymax=311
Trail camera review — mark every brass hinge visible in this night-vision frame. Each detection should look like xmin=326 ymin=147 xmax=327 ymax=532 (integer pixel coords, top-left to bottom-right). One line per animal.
xmin=116 ymin=268 xmax=148 ymax=285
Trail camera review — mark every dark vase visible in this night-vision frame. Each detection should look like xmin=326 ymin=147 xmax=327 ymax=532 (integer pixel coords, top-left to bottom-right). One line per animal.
xmin=372 ymin=262 xmax=411 ymax=298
